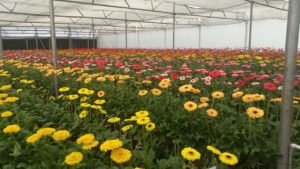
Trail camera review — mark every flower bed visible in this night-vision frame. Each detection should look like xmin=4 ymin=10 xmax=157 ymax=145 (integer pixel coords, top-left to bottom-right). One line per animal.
xmin=0 ymin=49 xmax=300 ymax=169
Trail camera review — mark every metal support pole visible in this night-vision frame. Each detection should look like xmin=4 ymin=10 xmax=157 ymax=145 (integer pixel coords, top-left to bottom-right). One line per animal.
xmin=245 ymin=21 xmax=248 ymax=51
xmin=137 ymin=28 xmax=140 ymax=48
xmin=116 ymin=33 xmax=118 ymax=48
xmin=198 ymin=25 xmax=201 ymax=49
xmin=68 ymin=26 xmax=72 ymax=49
xmin=49 ymin=0 xmax=59 ymax=98
xmin=0 ymin=27 xmax=3 ymax=58
xmin=164 ymin=28 xmax=167 ymax=49
xmin=87 ymin=39 xmax=90 ymax=48
xmin=172 ymin=3 xmax=176 ymax=50
xmin=25 ymin=38 xmax=29 ymax=50
xmin=48 ymin=37 xmax=51 ymax=49
xmin=35 ymin=28 xmax=39 ymax=50
xmin=248 ymin=1 xmax=253 ymax=55
xmin=125 ymin=12 xmax=128 ymax=49
xmin=277 ymin=0 xmax=300 ymax=168
xmin=92 ymin=19 xmax=95 ymax=48
xmin=98 ymin=35 xmax=101 ymax=48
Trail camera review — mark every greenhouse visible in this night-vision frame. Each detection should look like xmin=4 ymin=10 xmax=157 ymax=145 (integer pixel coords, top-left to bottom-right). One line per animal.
xmin=0 ymin=0 xmax=299 ymax=168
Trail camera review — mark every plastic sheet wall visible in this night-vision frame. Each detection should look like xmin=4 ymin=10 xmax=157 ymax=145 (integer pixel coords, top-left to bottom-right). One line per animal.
xmin=98 ymin=19 xmax=300 ymax=49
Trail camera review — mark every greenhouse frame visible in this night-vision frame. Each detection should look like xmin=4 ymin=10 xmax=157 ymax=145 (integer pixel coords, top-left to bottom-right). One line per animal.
xmin=0 ymin=0 xmax=299 ymax=169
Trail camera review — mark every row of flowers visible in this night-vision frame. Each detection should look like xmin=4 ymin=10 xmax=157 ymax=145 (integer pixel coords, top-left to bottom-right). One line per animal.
xmin=0 ymin=49 xmax=300 ymax=168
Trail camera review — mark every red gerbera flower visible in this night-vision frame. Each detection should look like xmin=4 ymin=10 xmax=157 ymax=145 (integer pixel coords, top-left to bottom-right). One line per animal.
xmin=235 ymin=80 xmax=246 ymax=87
xmin=264 ymin=82 xmax=277 ymax=91
xmin=133 ymin=64 xmax=142 ymax=70
xmin=209 ymin=70 xmax=222 ymax=78
xmin=170 ymin=73 xmax=179 ymax=79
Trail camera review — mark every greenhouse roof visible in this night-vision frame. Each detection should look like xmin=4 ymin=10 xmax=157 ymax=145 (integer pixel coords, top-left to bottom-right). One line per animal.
xmin=0 ymin=0 xmax=289 ymax=37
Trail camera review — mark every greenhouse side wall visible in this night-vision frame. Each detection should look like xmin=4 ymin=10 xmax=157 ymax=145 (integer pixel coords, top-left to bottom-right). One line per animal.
xmin=98 ymin=19 xmax=300 ymax=49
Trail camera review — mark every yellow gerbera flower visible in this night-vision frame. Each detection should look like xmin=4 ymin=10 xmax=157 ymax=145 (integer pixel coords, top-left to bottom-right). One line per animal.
xmin=100 ymin=139 xmax=123 ymax=152
xmin=110 ymin=148 xmax=132 ymax=164
xmin=184 ymin=101 xmax=197 ymax=112
xmin=206 ymin=145 xmax=221 ymax=155
xmin=52 ymin=130 xmax=71 ymax=141
xmin=138 ymin=90 xmax=148 ymax=96
xmin=145 ymin=122 xmax=156 ymax=132
xmin=219 ymin=152 xmax=238 ymax=165
xmin=3 ymin=124 xmax=21 ymax=134
xmin=1 ymin=111 xmax=13 ymax=118
xmin=181 ymin=147 xmax=201 ymax=161
xmin=107 ymin=117 xmax=121 ymax=123
xmin=246 ymin=107 xmax=264 ymax=119
xmin=26 ymin=133 xmax=42 ymax=144
xmin=59 ymin=87 xmax=70 ymax=92
xmin=136 ymin=116 xmax=151 ymax=125
xmin=212 ymin=91 xmax=224 ymax=99
xmin=64 ymin=152 xmax=83 ymax=166
xmin=121 ymin=125 xmax=133 ymax=132
xmin=36 ymin=127 xmax=56 ymax=136
xmin=206 ymin=108 xmax=218 ymax=117
xmin=76 ymin=133 xmax=95 ymax=145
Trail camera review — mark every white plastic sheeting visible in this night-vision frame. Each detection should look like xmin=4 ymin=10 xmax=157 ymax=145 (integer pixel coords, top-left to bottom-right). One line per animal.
xmin=98 ymin=19 xmax=300 ymax=49
xmin=0 ymin=0 xmax=291 ymax=37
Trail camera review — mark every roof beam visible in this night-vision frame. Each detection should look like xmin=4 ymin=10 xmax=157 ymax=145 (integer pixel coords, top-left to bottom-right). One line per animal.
xmin=0 ymin=2 xmax=17 ymax=12
xmin=0 ymin=10 xmax=200 ymax=26
xmin=244 ymin=0 xmax=288 ymax=11
xmin=54 ymin=0 xmax=246 ymax=21
xmin=0 ymin=19 xmax=165 ymax=30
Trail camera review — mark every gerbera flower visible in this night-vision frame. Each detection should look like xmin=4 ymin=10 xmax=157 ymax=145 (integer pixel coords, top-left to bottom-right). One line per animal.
xmin=76 ymin=133 xmax=95 ymax=145
xmin=158 ymin=82 xmax=171 ymax=89
xmin=184 ymin=101 xmax=197 ymax=112
xmin=78 ymin=88 xmax=89 ymax=95
xmin=198 ymin=103 xmax=209 ymax=108
xmin=100 ymin=139 xmax=123 ymax=152
xmin=232 ymin=91 xmax=244 ymax=99
xmin=206 ymin=145 xmax=221 ymax=155
xmin=3 ymin=124 xmax=21 ymax=134
xmin=68 ymin=94 xmax=79 ymax=100
xmin=96 ymin=77 xmax=106 ymax=82
xmin=242 ymin=94 xmax=254 ymax=103
xmin=79 ymin=110 xmax=88 ymax=118
xmin=110 ymin=148 xmax=132 ymax=164
xmin=26 ymin=133 xmax=42 ymax=144
xmin=145 ymin=122 xmax=156 ymax=131
xmin=246 ymin=107 xmax=264 ymax=119
xmin=94 ymin=99 xmax=106 ymax=105
xmin=199 ymin=97 xmax=209 ymax=103
xmin=52 ymin=130 xmax=71 ymax=141
xmin=138 ymin=90 xmax=148 ymax=96
xmin=206 ymin=108 xmax=218 ymax=117
xmin=97 ymin=91 xmax=105 ymax=97
xmin=1 ymin=111 xmax=13 ymax=118
xmin=219 ymin=152 xmax=238 ymax=165
xmin=5 ymin=97 xmax=19 ymax=103
xmin=151 ymin=88 xmax=162 ymax=96
xmin=80 ymin=103 xmax=91 ymax=108
xmin=121 ymin=125 xmax=133 ymax=132
xmin=64 ymin=152 xmax=83 ymax=166
xmin=136 ymin=117 xmax=151 ymax=125
xmin=181 ymin=147 xmax=201 ymax=161
xmin=59 ymin=87 xmax=70 ymax=92
xmin=107 ymin=117 xmax=121 ymax=123
xmin=135 ymin=111 xmax=149 ymax=117
xmin=264 ymin=82 xmax=277 ymax=91
xmin=36 ymin=127 xmax=56 ymax=136
xmin=212 ymin=91 xmax=224 ymax=99
xmin=179 ymin=84 xmax=193 ymax=93
xmin=83 ymin=140 xmax=99 ymax=150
